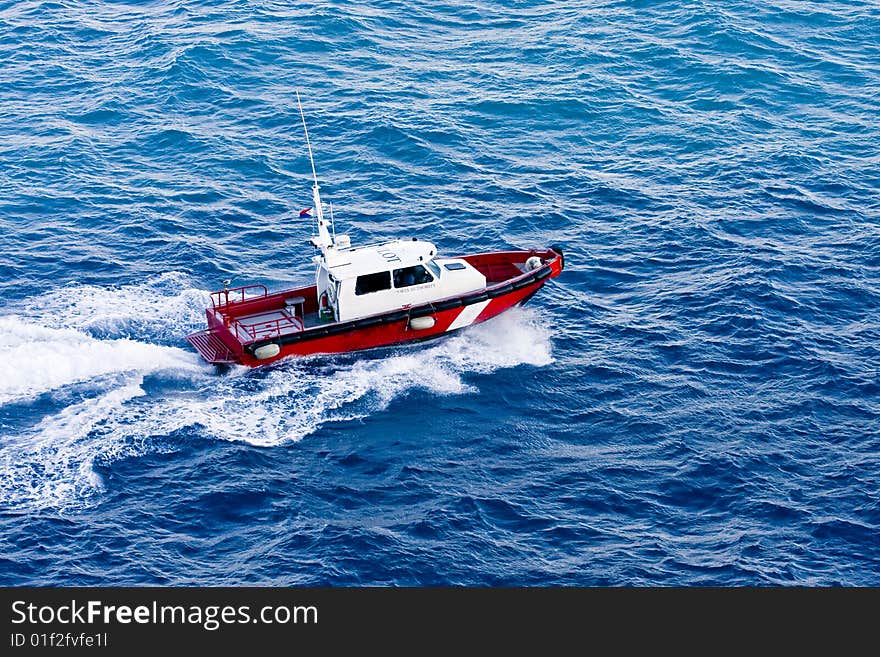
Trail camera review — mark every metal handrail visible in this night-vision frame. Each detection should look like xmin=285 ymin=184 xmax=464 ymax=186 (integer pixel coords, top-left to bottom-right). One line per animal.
xmin=210 ymin=284 xmax=269 ymax=309
xmin=231 ymin=314 xmax=304 ymax=342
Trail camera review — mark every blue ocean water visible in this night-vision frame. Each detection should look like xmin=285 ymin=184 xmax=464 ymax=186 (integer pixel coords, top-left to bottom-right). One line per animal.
xmin=1 ymin=0 xmax=878 ymax=586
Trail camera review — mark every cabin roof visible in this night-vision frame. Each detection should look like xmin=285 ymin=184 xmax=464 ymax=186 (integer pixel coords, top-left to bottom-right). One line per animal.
xmin=324 ymin=239 xmax=437 ymax=279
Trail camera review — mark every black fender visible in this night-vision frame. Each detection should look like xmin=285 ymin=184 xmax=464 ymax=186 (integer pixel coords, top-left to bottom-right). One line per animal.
xmin=549 ymin=244 xmax=565 ymax=270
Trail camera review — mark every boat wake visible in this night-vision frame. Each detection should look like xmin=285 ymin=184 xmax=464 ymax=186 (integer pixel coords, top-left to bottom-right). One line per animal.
xmin=0 ymin=275 xmax=554 ymax=511
xmin=0 ymin=319 xmax=204 ymax=406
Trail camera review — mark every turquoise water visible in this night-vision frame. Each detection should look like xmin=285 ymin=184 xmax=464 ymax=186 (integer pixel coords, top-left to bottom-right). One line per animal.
xmin=1 ymin=0 xmax=878 ymax=585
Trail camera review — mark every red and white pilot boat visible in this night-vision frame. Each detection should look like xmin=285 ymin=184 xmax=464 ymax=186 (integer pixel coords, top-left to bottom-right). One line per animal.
xmin=186 ymin=97 xmax=564 ymax=367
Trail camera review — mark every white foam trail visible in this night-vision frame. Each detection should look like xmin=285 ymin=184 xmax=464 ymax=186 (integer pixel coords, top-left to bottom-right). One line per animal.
xmin=0 ymin=273 xmax=212 ymax=510
xmin=0 ymin=317 xmax=204 ymax=405
xmin=0 ymin=276 xmax=553 ymax=511
xmin=0 ymin=378 xmax=146 ymax=510
xmin=115 ymin=306 xmax=555 ymax=447
xmin=21 ymin=271 xmax=210 ymax=338
xmin=0 ymin=271 xmax=210 ymax=405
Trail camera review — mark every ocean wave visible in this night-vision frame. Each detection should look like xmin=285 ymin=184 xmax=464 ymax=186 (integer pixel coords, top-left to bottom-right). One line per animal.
xmin=1 ymin=0 xmax=878 ymax=584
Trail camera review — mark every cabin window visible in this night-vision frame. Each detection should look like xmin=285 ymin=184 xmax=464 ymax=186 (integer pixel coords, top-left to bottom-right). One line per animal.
xmin=355 ymin=271 xmax=391 ymax=295
xmin=444 ymin=262 xmax=466 ymax=271
xmin=393 ymin=265 xmax=434 ymax=288
xmin=426 ymin=260 xmax=441 ymax=278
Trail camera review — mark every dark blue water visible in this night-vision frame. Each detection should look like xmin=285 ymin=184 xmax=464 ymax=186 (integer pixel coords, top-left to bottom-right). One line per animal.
xmin=1 ymin=0 xmax=878 ymax=585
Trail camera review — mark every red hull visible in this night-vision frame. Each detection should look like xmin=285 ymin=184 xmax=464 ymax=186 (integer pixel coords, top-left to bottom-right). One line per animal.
xmin=187 ymin=247 xmax=563 ymax=367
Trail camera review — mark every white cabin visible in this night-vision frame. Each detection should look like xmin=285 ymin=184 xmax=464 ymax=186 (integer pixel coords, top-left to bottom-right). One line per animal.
xmin=314 ymin=238 xmax=486 ymax=322
xmin=294 ymin=94 xmax=484 ymax=324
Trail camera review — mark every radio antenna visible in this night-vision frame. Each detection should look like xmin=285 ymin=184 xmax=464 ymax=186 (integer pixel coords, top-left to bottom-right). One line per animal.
xmin=296 ymin=90 xmax=332 ymax=253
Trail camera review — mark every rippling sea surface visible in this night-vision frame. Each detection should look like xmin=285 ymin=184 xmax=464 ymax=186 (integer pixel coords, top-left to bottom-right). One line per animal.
xmin=1 ymin=0 xmax=878 ymax=585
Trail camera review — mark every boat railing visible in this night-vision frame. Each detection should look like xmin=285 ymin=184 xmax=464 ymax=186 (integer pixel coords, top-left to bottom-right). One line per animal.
xmin=210 ymin=284 xmax=269 ymax=309
xmin=231 ymin=315 xmax=304 ymax=343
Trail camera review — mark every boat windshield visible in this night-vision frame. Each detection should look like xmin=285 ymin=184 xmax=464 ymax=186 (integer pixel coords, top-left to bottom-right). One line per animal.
xmin=426 ymin=259 xmax=441 ymax=279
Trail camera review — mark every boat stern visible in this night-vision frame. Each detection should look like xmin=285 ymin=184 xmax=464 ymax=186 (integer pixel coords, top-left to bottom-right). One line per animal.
xmin=186 ymin=329 xmax=239 ymax=365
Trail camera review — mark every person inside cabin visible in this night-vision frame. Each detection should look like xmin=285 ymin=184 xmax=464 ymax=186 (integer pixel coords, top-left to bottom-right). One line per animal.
xmin=395 ymin=265 xmax=434 ymax=288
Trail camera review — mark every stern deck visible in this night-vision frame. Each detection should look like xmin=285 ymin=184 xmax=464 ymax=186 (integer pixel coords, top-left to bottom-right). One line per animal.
xmin=229 ymin=309 xmax=305 ymax=341
xmin=186 ymin=329 xmax=237 ymax=364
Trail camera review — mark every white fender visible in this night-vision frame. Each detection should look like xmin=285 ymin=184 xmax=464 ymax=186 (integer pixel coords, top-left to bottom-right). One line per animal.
xmin=254 ymin=343 xmax=281 ymax=360
xmin=525 ymin=256 xmax=543 ymax=271
xmin=409 ymin=316 xmax=436 ymax=330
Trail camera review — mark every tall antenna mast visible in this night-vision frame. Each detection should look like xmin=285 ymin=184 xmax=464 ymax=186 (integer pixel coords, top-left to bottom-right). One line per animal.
xmin=296 ymin=90 xmax=333 ymax=254
xmin=297 ymin=90 xmax=319 ymax=188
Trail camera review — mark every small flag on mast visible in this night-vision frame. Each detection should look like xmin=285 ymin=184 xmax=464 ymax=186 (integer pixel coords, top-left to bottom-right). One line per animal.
xmin=299 ymin=207 xmax=312 ymax=218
